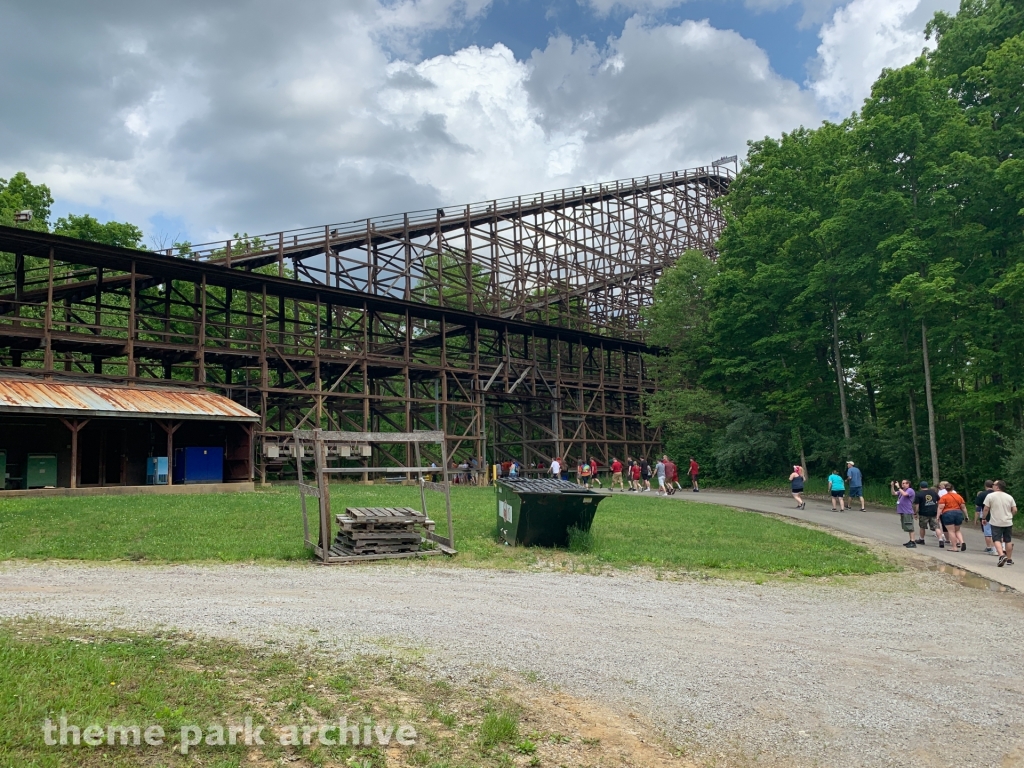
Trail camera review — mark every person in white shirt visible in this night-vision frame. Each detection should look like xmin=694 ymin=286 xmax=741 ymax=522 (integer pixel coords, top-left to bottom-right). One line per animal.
xmin=984 ymin=480 xmax=1018 ymax=567
xmin=550 ymin=457 xmax=561 ymax=480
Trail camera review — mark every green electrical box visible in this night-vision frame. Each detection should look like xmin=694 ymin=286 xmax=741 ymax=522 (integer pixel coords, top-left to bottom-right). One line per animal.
xmin=0 ymin=450 xmax=5 ymax=490
xmin=26 ymin=453 xmax=58 ymax=489
xmin=496 ymin=478 xmax=608 ymax=547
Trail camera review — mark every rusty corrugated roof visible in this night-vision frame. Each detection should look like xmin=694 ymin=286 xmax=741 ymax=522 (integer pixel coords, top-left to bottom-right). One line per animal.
xmin=0 ymin=376 xmax=258 ymax=421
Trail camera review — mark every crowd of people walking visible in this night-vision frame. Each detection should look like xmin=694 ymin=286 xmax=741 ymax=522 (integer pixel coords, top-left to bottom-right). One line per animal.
xmin=534 ymin=452 xmax=1019 ymax=570
xmin=544 ymin=454 xmax=700 ymax=495
xmin=892 ymin=477 xmax=1018 ymax=565
xmin=788 ymin=459 xmax=1018 ymax=569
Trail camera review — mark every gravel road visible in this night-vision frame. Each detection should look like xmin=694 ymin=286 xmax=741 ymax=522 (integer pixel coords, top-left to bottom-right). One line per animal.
xmin=1 ymin=561 xmax=1022 ymax=768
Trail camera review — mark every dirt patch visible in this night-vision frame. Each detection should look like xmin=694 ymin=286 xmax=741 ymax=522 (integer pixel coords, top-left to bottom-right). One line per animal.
xmin=514 ymin=683 xmax=695 ymax=767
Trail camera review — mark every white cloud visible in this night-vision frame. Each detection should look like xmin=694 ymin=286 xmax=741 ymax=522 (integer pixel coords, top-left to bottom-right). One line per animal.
xmin=808 ymin=0 xmax=960 ymax=117
xmin=0 ymin=2 xmax=822 ymax=243
xmin=523 ymin=18 xmax=821 ymax=179
xmin=374 ymin=17 xmax=823 ymax=201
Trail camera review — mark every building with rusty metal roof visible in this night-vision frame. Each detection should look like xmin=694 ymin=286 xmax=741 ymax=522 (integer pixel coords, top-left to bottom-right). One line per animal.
xmin=0 ymin=373 xmax=257 ymax=492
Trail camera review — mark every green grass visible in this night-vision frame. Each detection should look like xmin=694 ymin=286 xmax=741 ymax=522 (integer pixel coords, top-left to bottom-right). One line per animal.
xmin=479 ymin=711 xmax=519 ymax=748
xmin=0 ymin=619 xmax=556 ymax=767
xmin=0 ymin=484 xmax=893 ymax=577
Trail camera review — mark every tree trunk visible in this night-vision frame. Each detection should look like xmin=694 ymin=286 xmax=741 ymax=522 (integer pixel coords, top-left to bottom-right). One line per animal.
xmin=864 ymin=374 xmax=878 ymax=425
xmin=857 ymin=331 xmax=878 ymax=425
xmin=959 ymin=417 xmax=968 ymax=485
xmin=831 ymin=299 xmax=851 ymax=442
xmin=908 ymin=393 xmax=923 ymax=480
xmin=921 ymin=319 xmax=940 ymax=486
xmin=795 ymin=426 xmax=808 ymax=479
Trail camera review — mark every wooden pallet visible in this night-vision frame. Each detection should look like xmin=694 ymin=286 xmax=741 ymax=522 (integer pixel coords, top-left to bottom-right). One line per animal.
xmin=340 ymin=507 xmax=432 ymax=526
xmin=329 ymin=506 xmax=439 ymax=560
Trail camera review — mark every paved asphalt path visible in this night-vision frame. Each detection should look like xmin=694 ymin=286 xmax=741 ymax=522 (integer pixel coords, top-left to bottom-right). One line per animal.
xmin=672 ymin=489 xmax=1022 ymax=590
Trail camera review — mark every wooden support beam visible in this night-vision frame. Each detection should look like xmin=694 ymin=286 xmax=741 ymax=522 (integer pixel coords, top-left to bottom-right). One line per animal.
xmin=157 ymin=420 xmax=181 ymax=485
xmin=59 ymin=417 xmax=90 ymax=489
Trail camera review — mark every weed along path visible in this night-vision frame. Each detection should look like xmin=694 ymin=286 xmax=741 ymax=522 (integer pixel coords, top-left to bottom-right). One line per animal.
xmin=681 ymin=490 xmax=1024 ymax=591
xmin=2 ymin=561 xmax=1024 ymax=768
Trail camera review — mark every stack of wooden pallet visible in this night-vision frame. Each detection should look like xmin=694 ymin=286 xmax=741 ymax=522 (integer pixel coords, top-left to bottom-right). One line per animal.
xmin=330 ymin=506 xmax=436 ymax=558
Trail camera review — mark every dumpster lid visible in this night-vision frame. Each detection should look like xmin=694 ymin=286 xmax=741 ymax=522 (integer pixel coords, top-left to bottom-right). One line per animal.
xmin=499 ymin=478 xmax=603 ymax=494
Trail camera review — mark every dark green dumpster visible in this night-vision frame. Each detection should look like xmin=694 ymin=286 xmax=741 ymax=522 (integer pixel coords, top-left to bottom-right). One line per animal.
xmin=26 ymin=453 xmax=57 ymax=489
xmin=496 ymin=478 xmax=609 ymax=547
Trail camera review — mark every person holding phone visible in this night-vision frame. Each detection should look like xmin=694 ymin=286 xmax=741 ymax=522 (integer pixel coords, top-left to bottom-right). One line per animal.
xmin=891 ymin=479 xmax=917 ymax=547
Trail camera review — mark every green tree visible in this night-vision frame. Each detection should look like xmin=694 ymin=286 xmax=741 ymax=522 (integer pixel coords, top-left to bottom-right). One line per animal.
xmin=53 ymin=213 xmax=145 ymax=249
xmin=0 ymin=172 xmax=52 ymax=231
xmin=643 ymin=251 xmax=729 ymax=467
xmin=707 ymin=123 xmax=865 ymax=470
xmin=644 ymin=0 xmax=1024 ymax=489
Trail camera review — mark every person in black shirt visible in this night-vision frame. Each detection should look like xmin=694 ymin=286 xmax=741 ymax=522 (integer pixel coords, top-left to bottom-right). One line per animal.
xmin=640 ymin=459 xmax=652 ymax=492
xmin=975 ymin=479 xmax=995 ymax=554
xmin=914 ymin=482 xmax=943 ymax=546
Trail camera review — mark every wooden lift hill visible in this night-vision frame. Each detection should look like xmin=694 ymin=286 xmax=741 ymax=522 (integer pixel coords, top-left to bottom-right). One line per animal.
xmin=295 ymin=429 xmax=456 ymax=564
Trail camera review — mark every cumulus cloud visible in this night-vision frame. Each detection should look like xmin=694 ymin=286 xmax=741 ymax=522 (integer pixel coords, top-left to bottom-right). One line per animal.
xmin=808 ymin=0 xmax=960 ymax=117
xmin=0 ymin=0 xmax=822 ymax=243
xmin=525 ymin=18 xmax=820 ymax=176
xmin=376 ymin=18 xmax=821 ymax=202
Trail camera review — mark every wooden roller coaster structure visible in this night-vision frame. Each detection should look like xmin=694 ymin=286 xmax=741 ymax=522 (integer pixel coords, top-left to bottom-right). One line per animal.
xmin=0 ymin=166 xmax=730 ymax=479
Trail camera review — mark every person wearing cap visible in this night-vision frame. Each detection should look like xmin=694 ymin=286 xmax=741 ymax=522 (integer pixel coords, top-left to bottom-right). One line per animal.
xmin=845 ymin=461 xmax=865 ymax=511
xmin=914 ymin=481 xmax=942 ymax=546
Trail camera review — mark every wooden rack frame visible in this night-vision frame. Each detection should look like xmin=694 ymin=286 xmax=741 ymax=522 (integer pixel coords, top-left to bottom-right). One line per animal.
xmin=294 ymin=428 xmax=455 ymax=564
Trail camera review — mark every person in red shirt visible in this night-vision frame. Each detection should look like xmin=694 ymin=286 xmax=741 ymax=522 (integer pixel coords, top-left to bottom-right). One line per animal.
xmin=688 ymin=457 xmax=700 ymax=492
xmin=629 ymin=459 xmax=642 ymax=491
xmin=589 ymin=457 xmax=602 ymax=488
xmin=664 ymin=455 xmax=680 ymax=493
xmin=610 ymin=457 xmax=624 ymax=491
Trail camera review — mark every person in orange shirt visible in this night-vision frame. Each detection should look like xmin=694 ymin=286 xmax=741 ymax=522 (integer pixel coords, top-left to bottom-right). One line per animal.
xmin=937 ymin=481 xmax=968 ymax=552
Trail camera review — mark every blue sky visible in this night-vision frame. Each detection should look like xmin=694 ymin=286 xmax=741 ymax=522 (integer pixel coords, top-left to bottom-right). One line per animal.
xmin=1 ymin=0 xmax=957 ymax=245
